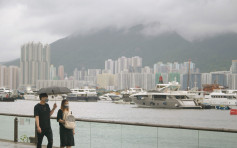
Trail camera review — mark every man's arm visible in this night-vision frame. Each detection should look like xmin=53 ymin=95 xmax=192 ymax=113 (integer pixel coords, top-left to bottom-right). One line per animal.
xmin=50 ymin=103 xmax=57 ymax=116
xmin=35 ymin=116 xmax=41 ymax=133
xmin=50 ymin=109 xmax=55 ymax=116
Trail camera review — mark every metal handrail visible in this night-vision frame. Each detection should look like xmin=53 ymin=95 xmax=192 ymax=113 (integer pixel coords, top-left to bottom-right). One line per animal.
xmin=0 ymin=113 xmax=237 ymax=133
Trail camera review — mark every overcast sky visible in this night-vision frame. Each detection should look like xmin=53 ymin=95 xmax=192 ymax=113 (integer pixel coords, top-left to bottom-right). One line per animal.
xmin=0 ymin=0 xmax=237 ymax=62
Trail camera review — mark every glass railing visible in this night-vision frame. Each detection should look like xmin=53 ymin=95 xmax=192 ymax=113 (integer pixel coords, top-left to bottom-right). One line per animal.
xmin=1 ymin=114 xmax=237 ymax=148
xmin=18 ymin=117 xmax=35 ymax=143
xmin=0 ymin=115 xmax=14 ymax=141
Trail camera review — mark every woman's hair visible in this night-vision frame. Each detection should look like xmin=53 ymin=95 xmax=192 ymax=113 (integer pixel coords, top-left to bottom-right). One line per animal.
xmin=61 ymin=99 xmax=69 ymax=111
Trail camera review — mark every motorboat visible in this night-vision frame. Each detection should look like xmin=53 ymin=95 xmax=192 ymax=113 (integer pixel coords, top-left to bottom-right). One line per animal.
xmin=131 ymin=90 xmax=201 ymax=109
xmin=0 ymin=87 xmax=14 ymax=102
xmin=99 ymin=93 xmax=121 ymax=101
xmin=203 ymin=89 xmax=237 ymax=106
xmin=121 ymin=88 xmax=146 ymax=102
xmin=67 ymin=88 xmax=98 ymax=102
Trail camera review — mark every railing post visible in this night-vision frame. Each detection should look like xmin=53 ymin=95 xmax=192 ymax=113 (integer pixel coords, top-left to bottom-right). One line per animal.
xmin=14 ymin=117 xmax=18 ymax=142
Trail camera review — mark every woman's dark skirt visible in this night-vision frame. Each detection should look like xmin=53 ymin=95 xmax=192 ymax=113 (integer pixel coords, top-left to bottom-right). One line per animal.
xmin=60 ymin=126 xmax=75 ymax=147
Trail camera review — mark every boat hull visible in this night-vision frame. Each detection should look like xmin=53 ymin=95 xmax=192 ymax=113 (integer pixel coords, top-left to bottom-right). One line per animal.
xmin=0 ymin=97 xmax=15 ymax=102
xmin=66 ymin=96 xmax=98 ymax=102
xmin=132 ymin=98 xmax=201 ymax=109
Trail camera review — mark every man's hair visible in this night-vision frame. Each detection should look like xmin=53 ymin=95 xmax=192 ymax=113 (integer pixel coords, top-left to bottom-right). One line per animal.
xmin=39 ymin=93 xmax=48 ymax=100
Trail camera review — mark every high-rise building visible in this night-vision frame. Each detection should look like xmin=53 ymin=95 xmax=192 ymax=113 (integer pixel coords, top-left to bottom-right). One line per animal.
xmin=231 ymin=60 xmax=237 ymax=73
xmin=201 ymin=73 xmax=212 ymax=85
xmin=0 ymin=65 xmax=8 ymax=88
xmin=58 ymin=65 xmax=64 ymax=80
xmin=105 ymin=59 xmax=114 ymax=74
xmin=20 ymin=42 xmax=50 ymax=87
xmin=210 ymin=71 xmax=229 ymax=87
xmin=131 ymin=56 xmax=142 ymax=68
xmin=142 ymin=66 xmax=152 ymax=74
xmin=115 ymin=72 xmax=155 ymax=90
xmin=49 ymin=65 xmax=57 ymax=80
xmin=97 ymin=73 xmax=116 ymax=90
xmin=117 ymin=56 xmax=129 ymax=73
xmin=0 ymin=65 xmax=20 ymax=89
xmin=227 ymin=73 xmax=237 ymax=89
xmin=8 ymin=66 xmax=20 ymax=89
xmin=182 ymin=61 xmax=195 ymax=74
xmin=181 ymin=73 xmax=202 ymax=90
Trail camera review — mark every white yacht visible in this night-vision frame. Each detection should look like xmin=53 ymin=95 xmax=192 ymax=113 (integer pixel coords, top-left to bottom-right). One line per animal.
xmin=99 ymin=93 xmax=121 ymax=101
xmin=24 ymin=90 xmax=38 ymax=100
xmin=48 ymin=94 xmax=65 ymax=101
xmin=0 ymin=87 xmax=13 ymax=94
xmin=67 ymin=88 xmax=98 ymax=102
xmin=156 ymin=81 xmax=205 ymax=105
xmin=121 ymin=88 xmax=145 ymax=95
xmin=156 ymin=81 xmax=180 ymax=92
xmin=121 ymin=88 xmax=146 ymax=102
xmin=203 ymin=89 xmax=237 ymax=106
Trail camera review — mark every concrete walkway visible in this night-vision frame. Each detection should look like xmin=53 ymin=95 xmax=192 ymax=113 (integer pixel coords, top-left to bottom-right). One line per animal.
xmin=0 ymin=140 xmax=35 ymax=148
xmin=0 ymin=140 xmax=59 ymax=148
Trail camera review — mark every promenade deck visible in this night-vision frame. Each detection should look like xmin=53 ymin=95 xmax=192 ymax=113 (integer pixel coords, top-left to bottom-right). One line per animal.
xmin=0 ymin=139 xmax=58 ymax=148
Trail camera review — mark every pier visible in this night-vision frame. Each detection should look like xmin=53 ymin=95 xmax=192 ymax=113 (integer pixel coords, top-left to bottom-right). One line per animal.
xmin=0 ymin=113 xmax=237 ymax=148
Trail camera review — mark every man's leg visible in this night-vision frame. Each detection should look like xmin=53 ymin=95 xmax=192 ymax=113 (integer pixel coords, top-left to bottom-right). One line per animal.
xmin=37 ymin=131 xmax=45 ymax=148
xmin=45 ymin=128 xmax=53 ymax=148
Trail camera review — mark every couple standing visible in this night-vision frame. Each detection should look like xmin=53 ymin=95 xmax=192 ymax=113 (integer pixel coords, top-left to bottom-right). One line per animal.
xmin=34 ymin=93 xmax=75 ymax=148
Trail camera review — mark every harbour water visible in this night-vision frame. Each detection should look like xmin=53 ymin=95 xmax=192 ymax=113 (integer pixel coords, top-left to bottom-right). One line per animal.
xmin=1 ymin=100 xmax=237 ymax=148
xmin=0 ymin=100 xmax=237 ymax=129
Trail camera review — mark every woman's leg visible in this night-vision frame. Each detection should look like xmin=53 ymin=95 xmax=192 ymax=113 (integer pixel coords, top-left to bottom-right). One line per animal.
xmin=66 ymin=147 xmax=71 ymax=148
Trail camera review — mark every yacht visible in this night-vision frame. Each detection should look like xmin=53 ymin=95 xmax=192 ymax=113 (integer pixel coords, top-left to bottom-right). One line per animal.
xmin=99 ymin=93 xmax=121 ymax=101
xmin=0 ymin=87 xmax=13 ymax=94
xmin=121 ymin=88 xmax=146 ymax=102
xmin=203 ymin=89 xmax=237 ymax=106
xmin=67 ymin=88 xmax=98 ymax=102
xmin=131 ymin=91 xmax=201 ymax=109
xmin=0 ymin=87 xmax=14 ymax=102
xmin=131 ymin=81 xmax=201 ymax=109
xmin=156 ymin=81 xmax=180 ymax=92
xmin=24 ymin=90 xmax=38 ymax=100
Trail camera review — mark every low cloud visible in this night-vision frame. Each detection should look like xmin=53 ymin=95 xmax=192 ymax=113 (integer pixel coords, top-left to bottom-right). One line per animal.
xmin=0 ymin=0 xmax=237 ymax=62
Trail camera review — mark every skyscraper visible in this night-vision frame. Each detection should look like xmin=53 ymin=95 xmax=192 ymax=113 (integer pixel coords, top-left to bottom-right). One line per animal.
xmin=49 ymin=65 xmax=57 ymax=80
xmin=58 ymin=65 xmax=65 ymax=80
xmin=231 ymin=60 xmax=237 ymax=73
xmin=0 ymin=65 xmax=20 ymax=89
xmin=20 ymin=42 xmax=50 ymax=87
xmin=105 ymin=59 xmax=114 ymax=74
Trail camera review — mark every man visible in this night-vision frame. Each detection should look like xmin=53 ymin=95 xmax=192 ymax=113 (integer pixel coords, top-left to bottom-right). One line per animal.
xmin=34 ymin=93 xmax=57 ymax=148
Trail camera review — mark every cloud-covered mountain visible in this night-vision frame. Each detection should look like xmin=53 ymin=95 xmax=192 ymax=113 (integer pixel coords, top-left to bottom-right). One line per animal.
xmin=4 ymin=27 xmax=237 ymax=74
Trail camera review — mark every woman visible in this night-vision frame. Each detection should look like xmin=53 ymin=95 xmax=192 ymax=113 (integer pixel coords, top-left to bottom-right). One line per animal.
xmin=57 ymin=100 xmax=75 ymax=148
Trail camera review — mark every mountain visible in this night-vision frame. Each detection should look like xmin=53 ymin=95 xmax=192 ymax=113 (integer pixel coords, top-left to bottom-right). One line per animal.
xmin=4 ymin=27 xmax=237 ymax=74
xmin=3 ymin=59 xmax=19 ymax=67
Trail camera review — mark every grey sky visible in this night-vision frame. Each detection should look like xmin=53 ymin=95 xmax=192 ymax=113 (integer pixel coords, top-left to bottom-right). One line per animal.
xmin=0 ymin=0 xmax=237 ymax=62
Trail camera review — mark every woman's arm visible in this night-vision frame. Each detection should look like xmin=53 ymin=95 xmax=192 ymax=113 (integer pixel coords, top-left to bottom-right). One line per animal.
xmin=58 ymin=119 xmax=65 ymax=124
xmin=57 ymin=109 xmax=65 ymax=124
